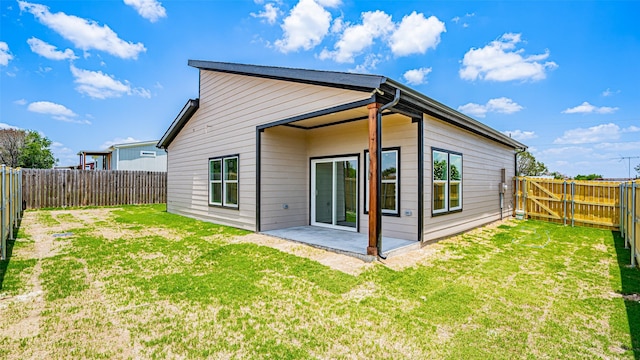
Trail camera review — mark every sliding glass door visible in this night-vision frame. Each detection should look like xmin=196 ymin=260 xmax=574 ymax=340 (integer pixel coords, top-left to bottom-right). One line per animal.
xmin=311 ymin=157 xmax=358 ymax=231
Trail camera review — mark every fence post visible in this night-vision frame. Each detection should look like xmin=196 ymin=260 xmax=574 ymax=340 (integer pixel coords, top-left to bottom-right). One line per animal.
xmin=523 ymin=177 xmax=528 ymax=218
xmin=629 ymin=181 xmax=632 ymax=250
xmin=515 ymin=177 xmax=520 ymax=211
xmin=1 ymin=165 xmax=5 ymax=261
xmin=620 ymin=184 xmax=625 ymax=243
xmin=17 ymin=168 xmax=22 ymax=220
xmin=620 ymin=182 xmax=627 ymax=247
xmin=570 ymin=182 xmax=575 ymax=227
xmin=9 ymin=168 xmax=13 ymax=240
xmin=632 ymin=182 xmax=637 ymax=267
xmin=563 ymin=180 xmax=567 ymax=226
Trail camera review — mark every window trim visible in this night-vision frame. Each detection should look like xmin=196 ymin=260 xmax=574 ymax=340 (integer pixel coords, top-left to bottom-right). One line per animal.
xmin=208 ymin=154 xmax=239 ymax=209
xmin=431 ymin=148 xmax=462 ymax=216
xmin=364 ymin=147 xmax=401 ymax=217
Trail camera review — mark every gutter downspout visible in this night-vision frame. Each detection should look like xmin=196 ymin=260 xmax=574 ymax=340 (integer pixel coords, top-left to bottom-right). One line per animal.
xmin=376 ymin=88 xmax=400 ymax=260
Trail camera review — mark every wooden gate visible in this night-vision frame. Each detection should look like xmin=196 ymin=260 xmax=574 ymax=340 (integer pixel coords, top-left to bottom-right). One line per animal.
xmin=514 ymin=177 xmax=620 ymax=230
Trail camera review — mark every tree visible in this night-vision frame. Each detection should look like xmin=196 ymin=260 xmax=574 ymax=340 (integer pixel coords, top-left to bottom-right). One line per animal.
xmin=18 ymin=131 xmax=57 ymax=169
xmin=574 ymin=174 xmax=603 ymax=180
xmin=635 ymin=163 xmax=640 ymax=177
xmin=434 ymin=159 xmax=447 ymax=180
xmin=0 ymin=129 xmax=26 ymax=167
xmin=516 ymin=151 xmax=548 ymax=176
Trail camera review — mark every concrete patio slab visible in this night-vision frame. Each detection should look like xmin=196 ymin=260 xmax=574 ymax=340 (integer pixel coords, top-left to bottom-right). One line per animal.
xmin=262 ymin=226 xmax=419 ymax=260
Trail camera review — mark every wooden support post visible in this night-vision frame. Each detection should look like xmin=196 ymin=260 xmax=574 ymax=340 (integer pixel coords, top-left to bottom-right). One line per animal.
xmin=367 ymin=102 xmax=382 ymax=256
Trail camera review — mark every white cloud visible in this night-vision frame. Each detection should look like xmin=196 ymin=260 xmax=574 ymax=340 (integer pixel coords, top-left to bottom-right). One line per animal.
xmin=457 ymin=103 xmax=486 ymax=117
xmin=623 ymin=125 xmax=640 ymax=133
xmin=52 ymin=116 xmax=92 ymax=124
xmin=460 ymin=33 xmax=558 ymax=82
xmin=502 ymin=130 xmax=537 ymax=141
xmin=38 ymin=66 xmax=53 ymax=74
xmin=602 ymin=88 xmax=620 ymax=97
xmin=561 ymin=101 xmax=618 ymax=114
xmin=70 ymin=65 xmax=150 ymax=99
xmin=349 ymin=53 xmax=382 ymax=74
xmin=452 ymin=16 xmax=460 ymax=23
xmin=389 ymin=12 xmax=445 ymax=57
xmin=133 ymin=87 xmax=152 ymax=98
xmin=315 ymin=0 xmax=341 ymax=7
xmin=403 ymin=67 xmax=432 ymax=85
xmin=594 ymin=141 xmax=640 ymax=152
xmin=251 ymin=3 xmax=279 ymax=24
xmin=538 ymin=146 xmax=593 ymax=157
xmin=123 ymin=0 xmax=166 ymax=22
xmin=330 ymin=17 xmax=344 ymax=33
xmin=27 ymin=100 xmax=91 ymax=124
xmin=50 ymin=141 xmax=79 ymax=166
xmin=319 ymin=10 xmax=393 ymax=63
xmin=14 ymin=99 xmax=27 ymax=105
xmin=27 ymin=37 xmax=77 ymax=60
xmin=0 ymin=41 xmax=13 ymax=66
xmin=553 ymin=123 xmax=622 ymax=144
xmin=457 ymin=97 xmax=523 ymax=118
xmin=0 ymin=123 xmax=21 ymax=130
xmin=275 ymin=0 xmax=332 ymax=53
xmin=27 ymin=101 xmax=77 ymax=117
xmin=101 ymin=136 xmax=141 ymax=149
xmin=19 ymin=1 xmax=146 ymax=59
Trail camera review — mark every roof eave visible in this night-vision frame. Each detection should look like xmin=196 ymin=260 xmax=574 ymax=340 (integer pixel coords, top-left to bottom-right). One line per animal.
xmin=188 ymin=60 xmax=386 ymax=92
xmin=111 ymin=140 xmax=160 ymax=150
xmin=157 ymin=98 xmax=200 ymax=149
xmin=384 ymin=79 xmax=527 ymax=150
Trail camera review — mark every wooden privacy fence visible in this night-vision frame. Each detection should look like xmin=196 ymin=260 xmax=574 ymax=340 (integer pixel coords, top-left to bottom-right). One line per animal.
xmin=514 ymin=177 xmax=620 ymax=230
xmin=1 ymin=166 xmax=22 ymax=261
xmin=620 ymin=181 xmax=639 ymax=267
xmin=22 ymin=169 xmax=166 ymax=209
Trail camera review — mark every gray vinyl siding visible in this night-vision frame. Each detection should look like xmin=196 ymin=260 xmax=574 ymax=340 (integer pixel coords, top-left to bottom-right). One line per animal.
xmin=166 ymin=70 xmax=369 ymax=231
xmin=260 ymin=126 xmax=308 ymax=231
xmin=112 ymin=144 xmax=167 ymax=171
xmin=423 ymin=114 xmax=516 ymax=242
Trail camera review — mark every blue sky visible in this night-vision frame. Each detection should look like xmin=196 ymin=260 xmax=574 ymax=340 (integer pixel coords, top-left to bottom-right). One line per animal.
xmin=1 ymin=0 xmax=639 ymax=178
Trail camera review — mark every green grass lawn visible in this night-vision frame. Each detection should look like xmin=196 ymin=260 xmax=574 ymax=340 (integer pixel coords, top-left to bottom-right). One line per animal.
xmin=1 ymin=204 xmax=639 ymax=359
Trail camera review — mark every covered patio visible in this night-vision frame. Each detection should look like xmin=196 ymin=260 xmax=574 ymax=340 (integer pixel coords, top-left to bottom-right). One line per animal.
xmin=262 ymin=226 xmax=419 ymax=261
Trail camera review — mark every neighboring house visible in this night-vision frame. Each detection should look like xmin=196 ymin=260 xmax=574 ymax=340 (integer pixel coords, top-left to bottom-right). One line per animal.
xmin=77 ymin=141 xmax=167 ymax=171
xmin=158 ymin=61 xmax=526 ymax=253
xmin=108 ymin=141 xmax=167 ymax=171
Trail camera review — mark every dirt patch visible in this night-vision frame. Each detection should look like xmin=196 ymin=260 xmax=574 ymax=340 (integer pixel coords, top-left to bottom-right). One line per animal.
xmin=593 ymin=243 xmax=608 ymax=252
xmin=381 ymin=244 xmax=442 ymax=271
xmin=97 ymin=225 xmax=184 ymax=242
xmin=622 ymin=293 xmax=640 ymax=302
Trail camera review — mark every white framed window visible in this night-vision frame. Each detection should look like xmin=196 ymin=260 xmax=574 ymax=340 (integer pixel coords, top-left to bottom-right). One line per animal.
xmin=209 ymin=155 xmax=239 ymax=208
xmin=365 ymin=148 xmax=400 ymax=216
xmin=140 ymin=150 xmax=156 ymax=157
xmin=432 ymin=148 xmax=462 ymax=215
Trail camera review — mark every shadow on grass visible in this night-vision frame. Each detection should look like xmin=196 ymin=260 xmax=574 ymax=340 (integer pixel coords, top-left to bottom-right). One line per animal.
xmin=0 ymin=239 xmax=16 ymax=292
xmin=0 ymin=214 xmax=23 ymax=293
xmin=612 ymin=231 xmax=640 ymax=359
